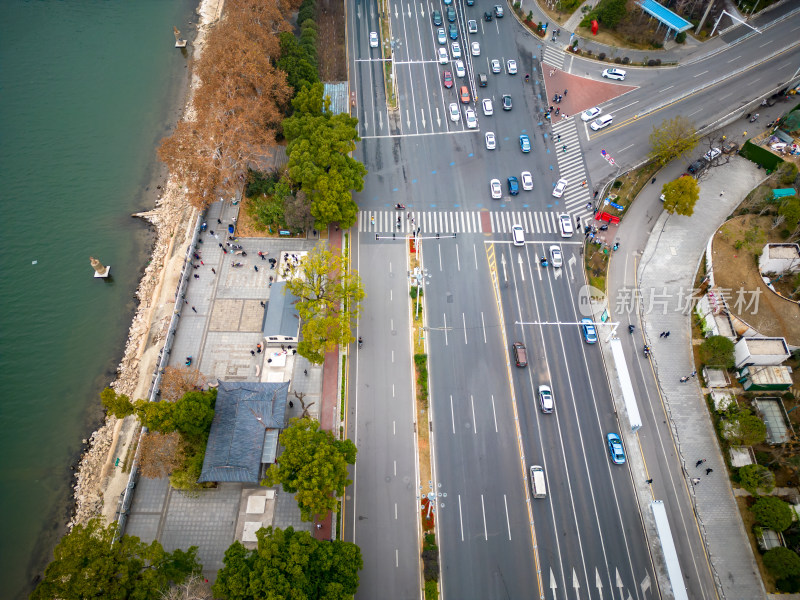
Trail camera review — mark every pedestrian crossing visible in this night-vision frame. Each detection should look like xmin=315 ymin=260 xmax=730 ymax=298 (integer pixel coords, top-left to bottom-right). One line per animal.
xmin=542 ymin=44 xmax=565 ymax=70
xmin=359 ymin=209 xmax=574 ymax=235
xmin=552 ymin=118 xmax=594 ymax=215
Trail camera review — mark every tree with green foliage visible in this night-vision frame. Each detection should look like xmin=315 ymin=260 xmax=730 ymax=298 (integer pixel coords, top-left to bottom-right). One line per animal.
xmin=283 ymin=245 xmax=365 ymax=363
xmin=764 ymin=547 xmax=800 ymax=579
xmin=661 ymin=175 xmax=700 ymax=217
xmin=751 ymin=496 xmax=794 ymax=531
xmin=284 ymin=189 xmax=315 ymax=231
xmin=739 ymin=463 xmax=775 ymax=495
xmin=779 ymin=197 xmax=800 ymax=230
xmin=101 ymin=387 xmax=134 ymax=418
xmin=726 ymin=408 xmax=767 ymax=446
xmin=276 ymin=32 xmax=319 ymax=94
xmin=648 ymin=116 xmax=699 ymax=167
xmin=595 ymin=0 xmax=626 ymax=27
xmin=262 ymin=418 xmax=356 ymax=521
xmin=213 ymin=526 xmax=362 ymax=600
xmin=777 ymin=161 xmax=798 ymax=186
xmin=284 ymin=83 xmax=366 ymax=227
xmin=32 ymin=518 xmax=200 ymax=600
xmin=698 ymin=335 xmax=735 ymax=368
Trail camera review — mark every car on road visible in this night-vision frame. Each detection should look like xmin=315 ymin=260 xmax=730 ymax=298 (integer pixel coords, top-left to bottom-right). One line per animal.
xmin=437 ymin=27 xmax=447 ymax=44
xmin=507 ymin=59 xmax=517 ymax=74
xmin=471 ymin=41 xmax=480 ymax=56
xmin=482 ymin=98 xmax=493 ymax=115
xmin=432 ymin=9 xmax=443 ymax=26
xmin=491 ymin=59 xmax=501 ymax=73
xmin=449 ymin=23 xmax=458 ymax=39
xmin=466 ymin=0 xmax=474 ymax=5
xmin=438 ymin=47 xmax=449 ymax=64
xmin=607 ymin=433 xmax=626 ymax=464
xmin=468 ymin=19 xmax=478 ymax=33
xmin=459 ymin=85 xmax=470 ymax=104
xmin=507 ymin=176 xmax=519 ymax=195
xmin=494 ymin=4 xmax=504 ymax=17
xmin=484 ymin=10 xmax=492 ymax=21
xmin=552 ymin=178 xmax=568 ymax=198
xmin=443 ymin=0 xmax=452 ymax=4
xmin=558 ymin=212 xmax=573 ymax=237
xmin=602 ymin=68 xmax=626 ymax=81
xmin=687 ymin=157 xmax=708 ymax=174
xmin=549 ymin=245 xmax=562 ymax=267
xmin=519 ymin=134 xmax=530 ymax=152
xmin=369 ymin=32 xmax=379 ymax=48
xmin=502 ymin=94 xmax=512 ymax=110
xmin=521 ymin=171 xmax=533 ymax=190
xmin=581 ymin=317 xmax=598 ymax=343
xmin=465 ymin=108 xmax=477 ymax=129
xmin=442 ymin=70 xmax=453 ymax=89
xmin=478 ymin=72 xmax=487 ymax=87
xmin=447 ymin=6 xmax=456 ymax=22
xmin=538 ymin=385 xmax=554 ymax=413
xmin=581 ymin=106 xmax=601 ymax=121
xmin=512 ymin=224 xmax=525 ymax=246
xmin=454 ymin=60 xmax=465 ymax=77
xmin=485 ymin=131 xmax=496 ymax=149
xmin=705 ymin=147 xmax=722 ymax=161
xmin=512 ymin=341 xmax=527 ymax=367
xmin=490 ymin=178 xmax=502 ymax=198
xmin=590 ymin=114 xmax=613 ymax=131
xmin=449 ymin=102 xmax=460 ymax=121
xmin=451 ymin=41 xmax=461 ymax=58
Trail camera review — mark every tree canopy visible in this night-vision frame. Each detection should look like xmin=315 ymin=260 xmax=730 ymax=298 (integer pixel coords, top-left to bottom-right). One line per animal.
xmin=284 ymin=246 xmax=365 ymax=364
xmin=751 ymin=496 xmax=794 ymax=532
xmin=725 ymin=408 xmax=767 ymax=446
xmin=31 ymin=518 xmax=200 ymax=600
xmin=738 ymin=463 xmax=775 ymax=495
xmin=661 ymin=175 xmax=700 ymax=217
xmin=764 ymin=547 xmax=800 ymax=579
xmin=213 ymin=526 xmax=362 ymax=600
xmin=698 ymin=335 xmax=735 ymax=369
xmin=262 ymin=418 xmax=356 ymax=521
xmin=648 ymin=116 xmax=699 ymax=167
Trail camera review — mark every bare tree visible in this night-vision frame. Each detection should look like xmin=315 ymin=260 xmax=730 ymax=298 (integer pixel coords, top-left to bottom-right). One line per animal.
xmin=160 ymin=366 xmax=207 ymax=402
xmin=139 ymin=432 xmax=185 ymax=479
xmin=160 ymin=574 xmax=213 ymax=600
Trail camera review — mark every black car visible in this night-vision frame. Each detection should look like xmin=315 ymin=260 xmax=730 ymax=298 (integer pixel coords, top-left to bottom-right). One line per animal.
xmin=687 ymin=157 xmax=708 ymax=174
xmin=432 ymin=9 xmax=442 ymax=26
xmin=484 ymin=10 xmax=492 ymax=21
xmin=447 ymin=6 xmax=456 ymax=22
xmin=478 ymin=73 xmax=488 ymax=87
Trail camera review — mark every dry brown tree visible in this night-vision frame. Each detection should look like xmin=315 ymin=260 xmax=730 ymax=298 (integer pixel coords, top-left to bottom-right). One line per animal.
xmin=160 ymin=366 xmax=207 ymax=402
xmin=139 ymin=432 xmax=186 ymax=479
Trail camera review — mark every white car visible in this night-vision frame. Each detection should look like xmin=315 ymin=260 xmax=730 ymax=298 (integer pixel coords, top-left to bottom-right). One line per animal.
xmin=590 ymin=114 xmax=613 ymax=131
xmin=482 ymin=98 xmax=493 ymax=116
xmin=602 ymin=68 xmax=626 ymax=81
xmin=549 ymin=245 xmax=562 ymax=267
xmin=552 ymin=178 xmax=568 ymax=198
xmin=507 ymin=59 xmax=517 ymax=74
xmin=521 ymin=171 xmax=533 ymax=190
xmin=491 ymin=59 xmax=501 ymax=73
xmin=369 ymin=31 xmax=379 ymax=48
xmin=438 ymin=47 xmax=449 ymax=64
xmin=465 ymin=108 xmax=477 ymax=129
xmin=512 ymin=224 xmax=525 ymax=246
xmin=538 ymin=385 xmax=554 ymax=413
xmin=581 ymin=107 xmax=601 ymax=122
xmin=559 ymin=213 xmax=573 ymax=238
xmin=485 ymin=131 xmax=496 ymax=149
xmin=451 ymin=42 xmax=462 ymax=58
xmin=705 ymin=147 xmax=722 ymax=161
xmin=490 ymin=178 xmax=502 ymax=199
xmin=454 ymin=59 xmax=465 ymax=77
xmin=449 ymin=102 xmax=460 ymax=121
xmin=471 ymin=41 xmax=480 ymax=56
xmin=437 ymin=28 xmax=447 ymax=44
xmin=468 ymin=19 xmax=478 ymax=33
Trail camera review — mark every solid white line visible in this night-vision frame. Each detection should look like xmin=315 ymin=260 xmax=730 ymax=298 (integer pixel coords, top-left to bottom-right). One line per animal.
xmin=481 ymin=494 xmax=488 ymax=540
xmin=504 ymin=494 xmax=512 ymax=540
xmin=618 ymin=143 xmax=634 ymax=153
xmin=459 ymin=495 xmax=465 ymax=541
xmin=689 ymin=108 xmax=703 ymax=116
xmin=481 ymin=312 xmax=487 ymax=343
xmin=470 ymin=394 xmax=477 ymax=434
xmin=450 ymin=394 xmax=456 ymax=434
xmin=473 ymin=242 xmax=478 ymax=269
xmin=491 ymin=394 xmax=497 ymax=432
xmin=438 ymin=243 xmax=443 ymax=271
xmin=443 ymin=312 xmax=448 ymax=346
xmin=391 ymin=349 xmax=395 ymax=363
xmin=456 ymin=242 xmax=461 ymax=271
xmin=463 ymin=312 xmax=468 ymax=345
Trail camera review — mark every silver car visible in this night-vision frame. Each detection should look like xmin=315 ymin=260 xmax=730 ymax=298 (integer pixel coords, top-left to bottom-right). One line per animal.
xmin=549 ymin=245 xmax=562 ymax=267
xmin=538 ymin=385 xmax=554 ymax=413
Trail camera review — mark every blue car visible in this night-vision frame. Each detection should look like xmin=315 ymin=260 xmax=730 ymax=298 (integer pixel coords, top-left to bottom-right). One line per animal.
xmin=507 ymin=176 xmax=519 ymax=195
xmin=607 ymin=433 xmax=626 ymax=464
xmin=449 ymin=23 xmax=458 ymax=40
xmin=519 ymin=134 xmax=530 ymax=153
xmin=580 ymin=317 xmax=597 ymax=344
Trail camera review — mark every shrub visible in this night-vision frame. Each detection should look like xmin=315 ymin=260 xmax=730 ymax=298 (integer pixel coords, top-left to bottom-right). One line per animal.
xmin=622 ymin=56 xmax=630 ymax=64
xmin=598 ymin=52 xmax=606 ymax=60
xmin=675 ymin=31 xmax=687 ymax=43
xmin=647 ymin=59 xmax=656 ymax=66
xmin=751 ymin=496 xmax=794 ymax=532
xmin=425 ymin=580 xmax=439 ymax=599
xmin=422 ymin=549 xmax=439 ymax=581
xmin=614 ymin=57 xmax=622 ymax=64
xmin=764 ymin=547 xmax=800 ymax=579
xmin=777 ymin=162 xmax=799 ymax=186
xmin=699 ymin=335 xmax=735 ymax=368
xmin=656 ymin=59 xmax=662 ymax=65
xmin=776 ymin=576 xmax=800 ymax=593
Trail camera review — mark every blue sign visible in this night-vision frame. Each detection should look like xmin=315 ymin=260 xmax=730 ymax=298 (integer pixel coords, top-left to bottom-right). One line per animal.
xmin=608 ymin=201 xmax=624 ymax=211
xmin=279 ymin=230 xmax=291 ymax=236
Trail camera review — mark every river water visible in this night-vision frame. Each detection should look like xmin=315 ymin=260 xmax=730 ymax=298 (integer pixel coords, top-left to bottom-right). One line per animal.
xmin=0 ymin=1 xmax=197 ymax=596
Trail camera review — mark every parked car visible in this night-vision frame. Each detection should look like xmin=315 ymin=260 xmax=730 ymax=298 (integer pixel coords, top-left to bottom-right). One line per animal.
xmin=704 ymin=147 xmax=722 ymax=161
xmin=687 ymin=157 xmax=708 ymax=174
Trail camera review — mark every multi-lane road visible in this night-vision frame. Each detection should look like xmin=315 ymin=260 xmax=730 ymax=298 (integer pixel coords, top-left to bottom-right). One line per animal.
xmin=344 ymin=0 xmax=800 ymax=598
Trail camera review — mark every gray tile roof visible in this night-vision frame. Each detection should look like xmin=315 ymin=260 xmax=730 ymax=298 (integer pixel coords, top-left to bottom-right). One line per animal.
xmin=199 ymin=380 xmax=289 ymax=483
xmin=263 ymin=281 xmax=300 ymax=339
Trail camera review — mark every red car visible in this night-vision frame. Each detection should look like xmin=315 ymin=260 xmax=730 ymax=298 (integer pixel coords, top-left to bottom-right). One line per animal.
xmin=443 ymin=71 xmax=453 ymax=89
xmin=459 ymin=85 xmax=470 ymax=104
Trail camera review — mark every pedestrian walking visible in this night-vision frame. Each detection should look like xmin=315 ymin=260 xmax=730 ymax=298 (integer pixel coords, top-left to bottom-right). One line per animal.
xmin=260 ymin=301 xmax=265 ymax=307
xmin=250 ymin=350 xmax=255 ymax=356
xmin=211 ymin=267 xmax=216 ymax=274
xmin=743 ymin=131 xmax=747 ymax=137
xmin=217 ymin=218 xmax=222 ymax=224
xmin=691 ymin=477 xmax=701 ymax=485
xmin=691 ymin=370 xmax=697 ymax=377
xmin=720 ymin=190 xmax=724 ymax=196
xmin=191 ymin=306 xmax=197 ymax=313
xmin=706 ymin=468 xmax=713 ymax=475
xmin=665 ymin=331 xmax=670 ymax=338
xmin=219 ymin=243 xmax=223 ymax=248
xmin=254 ymin=265 xmax=259 ymax=272
xmin=289 ymin=400 xmax=294 ymax=408
xmin=304 ymin=369 xmax=308 ymax=376
xmin=563 ymin=89 xmax=568 ymax=96
xmin=659 ymin=332 xmax=665 ymax=338
xmin=316 ymin=523 xmax=322 ymax=530
xmin=696 ymin=459 xmax=706 ymax=467
xmin=194 ymin=274 xmax=199 ymax=279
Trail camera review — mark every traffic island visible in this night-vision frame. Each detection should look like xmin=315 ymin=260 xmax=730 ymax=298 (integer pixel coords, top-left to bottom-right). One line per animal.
xmin=378 ymin=0 xmax=397 ymax=110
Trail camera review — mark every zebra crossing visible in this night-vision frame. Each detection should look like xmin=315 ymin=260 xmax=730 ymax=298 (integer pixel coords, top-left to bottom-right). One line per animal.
xmin=358 ymin=209 xmax=569 ymax=235
xmin=552 ymin=118 xmax=594 ymax=218
xmin=542 ymin=43 xmax=565 ymax=70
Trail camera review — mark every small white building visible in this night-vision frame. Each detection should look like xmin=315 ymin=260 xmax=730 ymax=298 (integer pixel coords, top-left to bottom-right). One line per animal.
xmin=733 ymin=337 xmax=790 ymax=369
xmin=759 ymin=243 xmax=800 ymax=275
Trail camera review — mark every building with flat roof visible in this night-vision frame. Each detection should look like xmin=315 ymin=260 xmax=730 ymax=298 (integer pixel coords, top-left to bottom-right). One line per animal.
xmin=734 ymin=337 xmax=790 ymax=369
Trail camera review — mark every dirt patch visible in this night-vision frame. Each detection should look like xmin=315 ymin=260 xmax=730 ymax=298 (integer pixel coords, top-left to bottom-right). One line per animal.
xmin=711 ymin=215 xmax=800 ymax=344
xmin=316 ymin=0 xmax=347 ymax=81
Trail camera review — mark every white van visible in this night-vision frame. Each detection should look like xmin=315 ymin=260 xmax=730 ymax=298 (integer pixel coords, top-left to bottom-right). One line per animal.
xmin=530 ymin=465 xmax=546 ymax=498
xmin=590 ymin=114 xmax=613 ymax=131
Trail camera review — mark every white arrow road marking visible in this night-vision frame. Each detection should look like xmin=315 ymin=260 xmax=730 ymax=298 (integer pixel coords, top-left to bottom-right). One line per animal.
xmin=407 ymin=109 xmax=411 ymax=128
xmin=419 ymin=2 xmax=425 ymax=17
xmin=549 ymin=568 xmax=558 ymax=599
xmin=378 ymin=112 xmax=383 ymax=130
xmin=394 ymin=4 xmax=399 ymax=18
xmin=594 ymin=568 xmax=604 ymax=599
xmin=572 ymin=569 xmax=581 ymax=595
xmin=435 ymin=107 xmax=441 ymax=127
xmin=421 ymin=109 xmax=427 ymax=128
xmin=517 ymin=253 xmax=525 ymax=281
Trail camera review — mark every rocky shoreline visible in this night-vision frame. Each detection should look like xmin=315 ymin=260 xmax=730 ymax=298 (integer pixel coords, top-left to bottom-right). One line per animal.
xmin=68 ymin=0 xmax=225 ymax=529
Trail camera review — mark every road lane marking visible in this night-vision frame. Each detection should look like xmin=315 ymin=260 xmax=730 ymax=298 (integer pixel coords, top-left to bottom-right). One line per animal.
xmin=458 ymin=495 xmax=465 ymax=541
xmin=491 ymin=395 xmax=497 ymax=432
xmin=692 ymin=70 xmax=707 ymax=78
xmin=394 ymin=460 xmax=397 ymax=477
xmin=456 ymin=241 xmax=461 ymax=271
xmin=481 ymin=311 xmax=487 ymax=343
xmin=480 ymin=494 xmax=488 ymax=540
xmin=438 ymin=243 xmax=443 ymax=270
xmin=393 ymin=420 xmax=396 ymax=435
xmin=727 ymin=54 xmax=741 ymax=63
xmin=443 ymin=312 xmax=449 ymax=345
xmin=473 ymin=243 xmax=479 ymax=269
xmin=462 ymin=312 xmax=468 ymax=345
xmin=396 ymin=548 xmax=399 ymax=567
xmin=504 ymin=494 xmax=511 ymax=540
xmin=450 ymin=394 xmax=456 ymax=434
xmin=658 ymin=85 xmax=673 ymax=92
xmin=395 ymin=502 xmax=398 ymax=519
